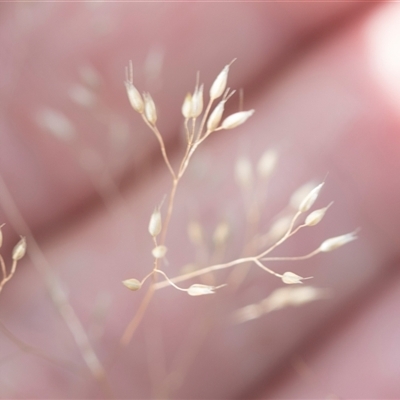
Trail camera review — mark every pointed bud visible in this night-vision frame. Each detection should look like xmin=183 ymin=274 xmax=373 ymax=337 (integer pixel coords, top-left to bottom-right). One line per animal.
xmin=206 ymin=100 xmax=225 ymax=131
xmin=210 ymin=64 xmax=230 ymax=100
xmin=152 ymin=245 xmax=167 ymax=259
xmin=290 ymin=181 xmax=316 ymax=209
xmin=182 ymin=92 xmax=192 ymax=119
xmin=187 ymin=283 xmax=224 ymax=296
xmin=148 ymin=208 xmax=162 ymax=237
xmin=305 ymin=203 xmax=333 ymax=226
xmin=298 ymin=182 xmax=324 ymax=213
xmin=190 ymin=84 xmax=204 ymax=118
xmin=122 ymin=278 xmax=142 ymax=291
xmin=281 ymin=271 xmax=311 ymax=285
xmin=125 ymin=81 xmax=144 ymax=113
xmin=319 ymin=232 xmax=357 ymax=252
xmin=12 ymin=236 xmax=27 ymax=261
xmin=221 ymin=110 xmax=254 ymax=130
xmin=143 ymin=93 xmax=157 ymax=125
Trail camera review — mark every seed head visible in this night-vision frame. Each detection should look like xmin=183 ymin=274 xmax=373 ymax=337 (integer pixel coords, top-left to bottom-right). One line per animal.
xmin=190 ymin=84 xmax=204 ymax=118
xmin=206 ymin=100 xmax=225 ymax=131
xmin=210 ymin=64 xmax=230 ymax=100
xmin=221 ymin=110 xmax=254 ymax=130
xmin=122 ymin=278 xmax=142 ymax=291
xmin=298 ymin=182 xmax=324 ymax=213
xmin=12 ymin=236 xmax=27 ymax=261
xmin=290 ymin=181 xmax=316 ymax=209
xmin=182 ymin=92 xmax=192 ymax=119
xmin=281 ymin=271 xmax=311 ymax=285
xmin=152 ymin=245 xmax=167 ymax=259
xmin=319 ymin=231 xmax=358 ymax=252
xmin=148 ymin=208 xmax=162 ymax=237
xmin=305 ymin=202 xmax=333 ymax=226
xmin=125 ymin=82 xmax=144 ymax=113
xmin=143 ymin=93 xmax=157 ymax=125
xmin=187 ymin=283 xmax=222 ymax=296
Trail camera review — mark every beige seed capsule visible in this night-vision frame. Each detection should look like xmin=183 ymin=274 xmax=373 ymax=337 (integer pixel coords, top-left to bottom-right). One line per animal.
xmin=298 ymin=183 xmax=324 ymax=213
xmin=125 ymin=82 xmax=144 ymax=113
xmin=190 ymin=84 xmax=204 ymax=118
xmin=152 ymin=245 xmax=167 ymax=259
xmin=281 ymin=271 xmax=311 ymax=285
xmin=305 ymin=202 xmax=333 ymax=226
xmin=143 ymin=93 xmax=157 ymax=125
xmin=289 ymin=181 xmax=316 ymax=210
xmin=181 ymin=92 xmax=192 ymax=119
xmin=122 ymin=278 xmax=142 ymax=291
xmin=206 ymin=100 xmax=225 ymax=131
xmin=148 ymin=208 xmax=162 ymax=237
xmin=12 ymin=236 xmax=27 ymax=261
xmin=221 ymin=110 xmax=254 ymax=130
xmin=319 ymin=232 xmax=357 ymax=252
xmin=210 ymin=65 xmax=229 ymax=100
xmin=187 ymin=284 xmax=217 ymax=296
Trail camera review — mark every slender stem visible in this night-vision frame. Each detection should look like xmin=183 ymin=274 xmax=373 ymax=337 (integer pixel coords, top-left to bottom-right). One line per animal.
xmin=252 ymin=259 xmax=281 ymax=277
xmin=142 ymin=116 xmax=176 ymax=180
xmin=196 ymin=98 xmax=213 ymax=142
xmin=0 ymin=254 xmax=6 ymax=280
xmin=10 ymin=259 xmax=17 ymax=276
xmin=261 ymin=249 xmax=320 ymax=262
xmin=155 ymin=270 xmax=188 ymax=292
xmin=256 ymin=211 xmax=302 ymax=259
xmin=121 ymin=285 xmax=155 ymax=346
xmin=153 ymin=256 xmax=255 ymax=290
xmin=0 ymin=172 xmax=106 ymax=383
xmin=161 ymin=178 xmax=179 ymax=245
xmin=153 ymin=212 xmax=314 ymax=291
xmin=0 ymin=260 xmax=18 ymax=293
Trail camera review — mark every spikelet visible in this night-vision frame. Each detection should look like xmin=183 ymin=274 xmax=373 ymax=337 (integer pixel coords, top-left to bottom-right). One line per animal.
xmin=221 ymin=110 xmax=254 ymax=130
xmin=12 ymin=237 xmax=27 ymax=261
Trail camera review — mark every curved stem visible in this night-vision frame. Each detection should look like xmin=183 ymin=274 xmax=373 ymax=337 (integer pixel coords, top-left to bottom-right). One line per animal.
xmin=153 ymin=256 xmax=255 ymax=290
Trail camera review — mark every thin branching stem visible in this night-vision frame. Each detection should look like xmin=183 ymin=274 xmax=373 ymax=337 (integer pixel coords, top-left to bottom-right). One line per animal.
xmin=196 ymin=98 xmax=214 ymax=142
xmin=142 ymin=116 xmax=176 ymax=180
xmin=153 ymin=256 xmax=254 ymax=290
xmin=261 ymin=249 xmax=320 ymax=262
xmin=0 ymin=172 xmax=107 ymax=385
xmin=161 ymin=178 xmax=179 ymax=245
xmin=0 ymin=259 xmax=18 ymax=293
xmin=121 ymin=284 xmax=155 ymax=346
xmin=152 ymin=211 xmax=305 ymax=290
